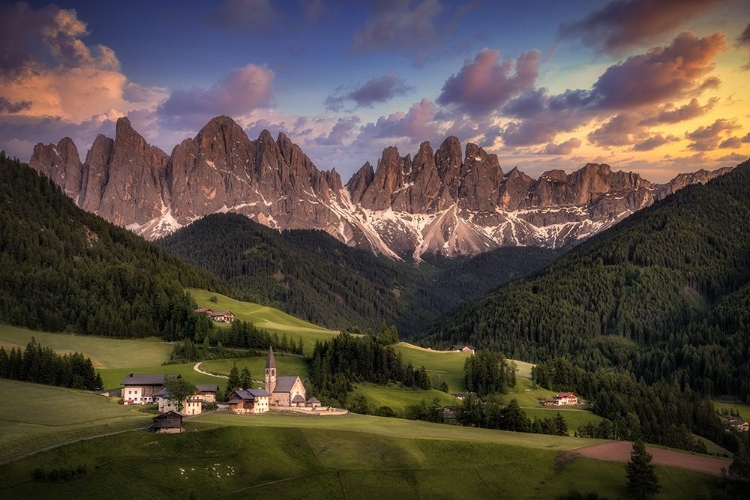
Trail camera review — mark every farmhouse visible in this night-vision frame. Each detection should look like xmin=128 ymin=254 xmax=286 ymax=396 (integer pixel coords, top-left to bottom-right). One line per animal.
xmin=195 ymin=384 xmax=219 ymax=402
xmin=194 ymin=308 xmax=235 ymax=324
xmin=151 ymin=411 xmax=183 ymax=433
xmin=448 ymin=345 xmax=475 ymax=354
xmin=120 ymin=373 xmax=180 ymax=404
xmin=265 ymin=346 xmax=307 ymax=407
xmin=552 ymin=392 xmax=578 ymax=406
xmin=154 ymin=389 xmax=203 ymax=415
xmin=227 ymin=389 xmax=270 ymax=414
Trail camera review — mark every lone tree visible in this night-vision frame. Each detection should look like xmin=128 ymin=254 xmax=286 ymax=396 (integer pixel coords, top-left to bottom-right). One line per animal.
xmin=240 ymin=366 xmax=252 ymax=390
xmin=162 ymin=376 xmax=196 ymax=413
xmin=625 ymin=439 xmax=660 ymax=499
xmin=224 ymin=362 xmax=241 ymax=399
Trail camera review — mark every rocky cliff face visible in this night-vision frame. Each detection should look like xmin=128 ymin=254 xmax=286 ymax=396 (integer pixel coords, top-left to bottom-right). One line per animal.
xmin=29 ymin=115 xmax=734 ymax=260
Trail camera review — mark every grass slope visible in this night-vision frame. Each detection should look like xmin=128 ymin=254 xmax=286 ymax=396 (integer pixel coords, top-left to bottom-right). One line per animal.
xmin=0 ymin=324 xmax=172 ymax=369
xmin=0 ymin=413 xmax=723 ymax=499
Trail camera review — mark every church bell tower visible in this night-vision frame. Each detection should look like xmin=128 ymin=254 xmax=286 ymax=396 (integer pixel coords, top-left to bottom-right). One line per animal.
xmin=265 ymin=346 xmax=276 ymax=393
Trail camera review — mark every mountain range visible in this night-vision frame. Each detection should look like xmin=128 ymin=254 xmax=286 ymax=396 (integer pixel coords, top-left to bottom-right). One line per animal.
xmin=29 ymin=115 xmax=732 ymax=259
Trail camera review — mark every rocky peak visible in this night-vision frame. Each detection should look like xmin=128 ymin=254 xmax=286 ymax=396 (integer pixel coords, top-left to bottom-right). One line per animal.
xmin=29 ymin=137 xmax=83 ymax=200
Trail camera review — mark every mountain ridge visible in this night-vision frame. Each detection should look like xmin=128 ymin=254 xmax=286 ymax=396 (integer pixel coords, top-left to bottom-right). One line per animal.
xmin=29 ymin=115 xmax=735 ymax=259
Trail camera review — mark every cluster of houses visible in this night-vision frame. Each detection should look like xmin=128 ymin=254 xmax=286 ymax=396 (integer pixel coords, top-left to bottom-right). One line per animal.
xmin=123 ymin=347 xmax=320 ymax=433
xmin=721 ymin=413 xmax=749 ymax=432
xmin=194 ymin=308 xmax=235 ymax=324
xmin=540 ymin=392 xmax=579 ymax=406
xmin=447 ymin=345 xmax=475 ymax=354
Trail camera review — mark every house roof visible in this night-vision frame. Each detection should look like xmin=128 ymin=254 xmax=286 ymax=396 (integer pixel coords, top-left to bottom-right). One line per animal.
xmin=274 ymin=376 xmax=300 ymax=393
xmin=152 ymin=411 xmax=182 ymax=426
xmin=121 ymin=373 xmax=180 ymax=386
xmin=248 ymin=389 xmax=270 ymax=397
xmin=230 ymin=389 xmax=271 ymax=401
xmin=209 ymin=311 xmax=233 ymax=317
xmin=306 ymin=397 xmax=321 ymax=404
xmin=556 ymin=392 xmax=577 ymax=398
xmin=292 ymin=394 xmax=306 ymax=403
xmin=196 ymin=384 xmax=219 ymax=392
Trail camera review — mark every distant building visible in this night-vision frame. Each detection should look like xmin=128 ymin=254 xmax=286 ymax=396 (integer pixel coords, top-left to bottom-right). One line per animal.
xmin=195 ymin=384 xmax=220 ymax=402
xmin=151 ymin=411 xmax=183 ymax=433
xmin=264 ymin=346 xmax=307 ymax=407
xmin=552 ymin=392 xmax=578 ymax=406
xmin=194 ymin=308 xmax=235 ymax=324
xmin=227 ymin=389 xmax=270 ymax=414
xmin=452 ymin=392 xmax=478 ymax=400
xmin=448 ymin=345 xmax=476 ymax=354
xmin=120 ymin=373 xmax=180 ymax=405
xmin=154 ymin=389 xmax=202 ymax=415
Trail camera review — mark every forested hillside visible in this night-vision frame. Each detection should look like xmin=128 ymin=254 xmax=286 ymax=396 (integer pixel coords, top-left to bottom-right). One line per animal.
xmin=419 ymin=160 xmax=750 ymax=402
xmin=0 ymin=154 xmax=227 ymax=339
xmin=157 ymin=213 xmax=561 ymax=334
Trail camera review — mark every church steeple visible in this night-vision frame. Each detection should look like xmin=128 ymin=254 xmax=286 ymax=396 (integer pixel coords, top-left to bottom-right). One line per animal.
xmin=265 ymin=346 xmax=276 ymax=393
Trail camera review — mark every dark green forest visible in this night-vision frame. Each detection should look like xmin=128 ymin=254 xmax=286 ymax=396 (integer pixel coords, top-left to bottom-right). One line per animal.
xmin=157 ymin=212 xmax=560 ymax=335
xmin=0 ymin=153 xmax=227 ymax=339
xmin=419 ymin=160 xmax=750 ymax=402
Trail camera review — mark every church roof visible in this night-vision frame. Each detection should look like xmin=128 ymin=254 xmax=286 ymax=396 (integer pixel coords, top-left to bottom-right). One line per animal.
xmin=266 ymin=346 xmax=276 ymax=369
xmin=273 ymin=376 xmax=300 ymax=393
xmin=231 ymin=388 xmax=271 ymax=400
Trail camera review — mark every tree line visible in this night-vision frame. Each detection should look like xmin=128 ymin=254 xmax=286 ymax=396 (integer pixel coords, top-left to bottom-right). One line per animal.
xmin=0 ymin=337 xmax=102 ymax=390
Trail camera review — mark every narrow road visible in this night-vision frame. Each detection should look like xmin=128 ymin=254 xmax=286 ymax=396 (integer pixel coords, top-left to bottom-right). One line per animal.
xmin=194 ymin=362 xmax=228 ymax=379
xmin=576 ymin=441 xmax=732 ymax=477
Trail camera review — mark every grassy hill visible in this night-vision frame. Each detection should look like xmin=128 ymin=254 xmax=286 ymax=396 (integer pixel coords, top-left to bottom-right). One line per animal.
xmin=418 ymin=160 xmax=750 ymax=402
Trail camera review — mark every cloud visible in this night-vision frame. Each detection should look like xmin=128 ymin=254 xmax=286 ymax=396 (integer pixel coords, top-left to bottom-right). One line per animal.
xmin=639 ymin=97 xmax=718 ymax=125
xmin=739 ymin=22 xmax=750 ymax=69
xmin=686 ymin=118 xmax=740 ymax=151
xmin=0 ymin=97 xmax=32 ymax=114
xmin=356 ymin=98 xmax=439 ymax=144
xmin=541 ymin=138 xmax=582 ymax=155
xmin=632 ymin=134 xmax=679 ymax=151
xmin=325 ymin=72 xmax=414 ymax=111
xmin=743 ymin=132 xmax=750 ymax=143
xmin=206 ymin=0 xmax=277 ymax=32
xmin=559 ymin=0 xmax=724 ymax=55
xmin=719 ymin=137 xmax=742 ymax=149
xmin=350 ymin=0 xmax=443 ymax=60
xmin=589 ymin=32 xmax=726 ymax=110
xmin=587 ymin=113 xmax=645 ymax=147
xmin=157 ymin=64 xmax=274 ymax=128
xmin=437 ymin=48 xmax=541 ymax=117
xmin=316 ymin=116 xmax=361 ymax=145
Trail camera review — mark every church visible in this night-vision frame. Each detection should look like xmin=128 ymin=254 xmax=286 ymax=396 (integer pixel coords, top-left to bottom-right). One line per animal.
xmin=264 ymin=346 xmax=307 ymax=407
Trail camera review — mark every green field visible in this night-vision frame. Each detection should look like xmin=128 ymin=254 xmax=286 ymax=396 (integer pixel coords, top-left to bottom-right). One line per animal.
xmin=98 ymin=362 xmax=228 ymax=393
xmin=0 ymin=324 xmax=172 ymax=369
xmin=188 ymin=288 xmax=339 ymax=354
xmin=0 ymin=379 xmax=153 ymax=464
xmin=0 ymin=410 xmax=725 ymax=499
xmin=394 ymin=343 xmax=470 ymax=392
xmin=199 ymin=354 xmax=311 ymax=385
xmin=351 ymin=383 xmax=457 ymax=413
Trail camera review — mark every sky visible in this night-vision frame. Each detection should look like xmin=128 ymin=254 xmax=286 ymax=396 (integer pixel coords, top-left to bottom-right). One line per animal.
xmin=1 ymin=0 xmax=749 ymax=184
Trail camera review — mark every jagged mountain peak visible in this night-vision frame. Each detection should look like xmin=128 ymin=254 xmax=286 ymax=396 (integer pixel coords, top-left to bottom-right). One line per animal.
xmin=28 ymin=115 xmax=738 ymax=259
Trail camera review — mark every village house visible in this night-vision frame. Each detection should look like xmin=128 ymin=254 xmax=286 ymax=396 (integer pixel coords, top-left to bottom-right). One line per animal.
xmin=552 ymin=392 xmax=578 ymax=406
xmin=154 ymin=389 xmax=203 ymax=415
xmin=721 ymin=414 xmax=749 ymax=432
xmin=227 ymin=388 xmax=271 ymax=414
xmin=120 ymin=373 xmax=180 ymax=404
xmin=151 ymin=411 xmax=183 ymax=433
xmin=195 ymin=384 xmax=219 ymax=402
xmin=194 ymin=308 xmax=235 ymax=324
xmin=448 ymin=345 xmax=476 ymax=354
xmin=264 ymin=346 xmax=307 ymax=407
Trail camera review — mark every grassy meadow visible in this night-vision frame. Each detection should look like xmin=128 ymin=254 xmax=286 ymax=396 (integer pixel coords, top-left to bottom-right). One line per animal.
xmin=0 ymin=410 xmax=724 ymax=500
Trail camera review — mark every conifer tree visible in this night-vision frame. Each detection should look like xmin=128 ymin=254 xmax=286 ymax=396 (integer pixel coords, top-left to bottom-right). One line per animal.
xmin=225 ymin=362 xmax=241 ymax=398
xmin=240 ymin=366 xmax=252 ymax=390
xmin=625 ymin=439 xmax=660 ymax=499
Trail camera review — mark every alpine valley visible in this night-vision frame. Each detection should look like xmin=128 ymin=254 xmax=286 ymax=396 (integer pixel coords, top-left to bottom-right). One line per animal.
xmin=29 ymin=115 xmax=732 ymax=260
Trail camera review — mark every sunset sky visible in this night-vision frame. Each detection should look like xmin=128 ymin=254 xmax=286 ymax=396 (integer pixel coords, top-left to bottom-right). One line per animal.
xmin=1 ymin=0 xmax=749 ymax=183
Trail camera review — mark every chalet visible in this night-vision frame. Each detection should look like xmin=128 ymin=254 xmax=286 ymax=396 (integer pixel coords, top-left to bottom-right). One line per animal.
xmin=154 ymin=389 xmax=202 ymax=415
xmin=227 ymin=389 xmax=270 ymax=414
xmin=448 ymin=345 xmax=476 ymax=354
xmin=120 ymin=373 xmax=180 ymax=404
xmin=208 ymin=311 xmax=235 ymax=324
xmin=152 ymin=411 xmax=183 ymax=433
xmin=264 ymin=347 xmax=307 ymax=407
xmin=552 ymin=392 xmax=578 ymax=406
xmin=195 ymin=384 xmax=220 ymax=402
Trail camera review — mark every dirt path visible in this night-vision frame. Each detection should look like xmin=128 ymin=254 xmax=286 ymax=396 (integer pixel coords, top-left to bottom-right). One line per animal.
xmin=194 ymin=362 xmax=228 ymax=379
xmin=576 ymin=441 xmax=732 ymax=477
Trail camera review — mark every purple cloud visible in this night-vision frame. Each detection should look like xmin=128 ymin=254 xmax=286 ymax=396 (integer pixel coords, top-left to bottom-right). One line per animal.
xmin=541 ymin=138 xmax=582 ymax=155
xmin=587 ymin=113 xmax=644 ymax=147
xmin=632 ymin=134 xmax=679 ymax=151
xmin=350 ymin=0 xmax=443 ymax=61
xmin=437 ymin=48 xmax=541 ymax=117
xmin=157 ymin=64 xmax=274 ymax=128
xmin=206 ymin=0 xmax=277 ymax=32
xmin=559 ymin=0 xmax=725 ymax=55
xmin=356 ymin=98 xmax=439 ymax=143
xmin=0 ymin=97 xmax=31 ymax=113
xmin=719 ymin=137 xmax=742 ymax=149
xmin=325 ymin=72 xmax=414 ymax=111
xmin=686 ymin=118 xmax=740 ymax=151
xmin=316 ymin=116 xmax=361 ymax=146
xmin=743 ymin=132 xmax=750 ymax=143
xmin=639 ymin=97 xmax=718 ymax=125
